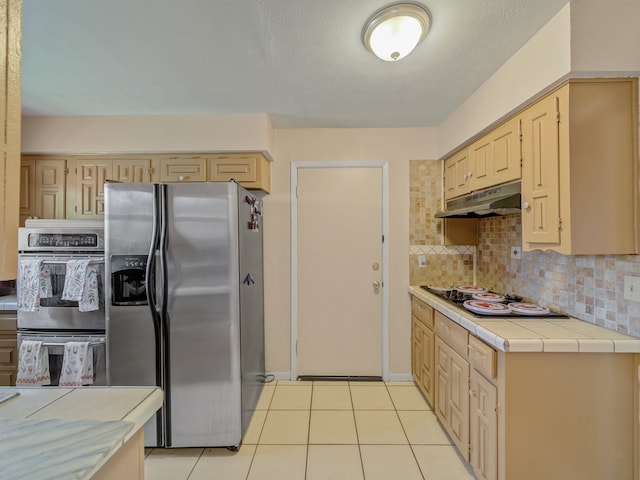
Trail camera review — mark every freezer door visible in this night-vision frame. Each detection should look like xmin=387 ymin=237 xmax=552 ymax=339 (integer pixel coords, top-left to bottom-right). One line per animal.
xmin=104 ymin=182 xmax=162 ymax=446
xmin=165 ymin=182 xmax=242 ymax=447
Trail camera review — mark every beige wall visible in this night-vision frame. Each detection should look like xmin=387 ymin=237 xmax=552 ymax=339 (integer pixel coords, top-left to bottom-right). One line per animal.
xmin=268 ymin=128 xmax=437 ymax=377
xmin=21 ymin=114 xmax=275 ymax=156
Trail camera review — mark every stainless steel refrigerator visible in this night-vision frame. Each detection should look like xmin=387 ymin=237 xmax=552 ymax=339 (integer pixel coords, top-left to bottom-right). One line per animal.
xmin=104 ymin=181 xmax=264 ymax=448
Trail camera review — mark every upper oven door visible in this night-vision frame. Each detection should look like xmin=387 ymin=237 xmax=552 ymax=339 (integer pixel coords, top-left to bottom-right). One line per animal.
xmin=17 ymin=253 xmax=105 ymax=331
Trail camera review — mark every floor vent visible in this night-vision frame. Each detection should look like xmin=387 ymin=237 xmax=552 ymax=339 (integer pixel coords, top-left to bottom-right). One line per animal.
xmin=296 ymin=375 xmax=383 ymax=382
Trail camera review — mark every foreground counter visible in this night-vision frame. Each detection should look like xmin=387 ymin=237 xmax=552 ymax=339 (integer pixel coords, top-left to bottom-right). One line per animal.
xmin=0 ymin=386 xmax=163 ymax=480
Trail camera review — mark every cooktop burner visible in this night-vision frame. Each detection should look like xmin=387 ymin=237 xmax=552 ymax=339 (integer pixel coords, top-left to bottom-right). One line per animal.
xmin=419 ymin=285 xmax=569 ymax=318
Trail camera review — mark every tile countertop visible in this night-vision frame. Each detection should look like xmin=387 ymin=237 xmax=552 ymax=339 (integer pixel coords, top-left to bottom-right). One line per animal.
xmin=409 ymin=286 xmax=640 ymax=353
xmin=0 ymin=293 xmax=17 ymax=311
xmin=0 ymin=386 xmax=163 ymax=480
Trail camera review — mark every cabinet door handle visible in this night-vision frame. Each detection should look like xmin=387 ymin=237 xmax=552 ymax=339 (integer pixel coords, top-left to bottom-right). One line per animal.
xmin=522 ymin=201 xmax=530 ymax=210
xmin=469 ymin=389 xmax=477 ymax=398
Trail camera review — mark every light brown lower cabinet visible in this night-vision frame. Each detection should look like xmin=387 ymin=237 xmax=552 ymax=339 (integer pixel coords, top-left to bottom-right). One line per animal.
xmin=411 ymin=297 xmax=434 ymax=405
xmin=434 ymin=316 xmax=470 ymax=461
xmin=469 ymin=368 xmax=497 ymax=480
xmin=411 ymin=294 xmax=637 ymax=480
xmin=0 ymin=312 xmax=17 ymax=386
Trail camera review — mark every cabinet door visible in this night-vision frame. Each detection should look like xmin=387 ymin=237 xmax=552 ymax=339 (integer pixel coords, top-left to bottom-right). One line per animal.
xmin=421 ymin=325 xmax=435 ymax=406
xmin=72 ymin=159 xmax=112 ymax=218
xmin=489 ymin=117 xmax=521 ymax=186
xmin=20 ymin=158 xmax=36 ymax=226
xmin=521 ymin=90 xmax=561 ymax=247
xmin=412 ymin=316 xmax=423 ymax=383
xmin=470 ymin=369 xmax=497 ymax=480
xmin=470 ymin=138 xmax=491 ymax=190
xmin=112 ymin=158 xmax=155 ymax=183
xmin=444 ymin=149 xmax=470 ymax=200
xmin=209 ymin=153 xmax=270 ymax=192
xmin=159 ymin=156 xmax=206 ymax=182
xmin=35 ymin=158 xmax=67 ymax=219
xmin=448 ymin=346 xmax=470 ymax=460
xmin=435 ymin=338 xmax=450 ymax=423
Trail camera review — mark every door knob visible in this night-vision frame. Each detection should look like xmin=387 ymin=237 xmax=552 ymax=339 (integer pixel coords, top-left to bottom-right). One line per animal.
xmin=373 ymin=281 xmax=381 ymax=289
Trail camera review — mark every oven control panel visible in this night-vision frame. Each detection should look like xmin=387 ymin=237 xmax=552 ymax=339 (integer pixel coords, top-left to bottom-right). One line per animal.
xmin=28 ymin=233 xmax=99 ymax=248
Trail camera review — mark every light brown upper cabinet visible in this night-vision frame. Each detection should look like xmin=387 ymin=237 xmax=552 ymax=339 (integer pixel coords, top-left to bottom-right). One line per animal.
xmin=158 ymin=155 xmax=207 ymax=182
xmin=112 ymin=157 xmax=157 ymax=183
xmin=520 ymin=78 xmax=638 ymax=254
xmin=470 ymin=117 xmax=521 ymax=192
xmin=20 ymin=152 xmax=271 ymax=222
xmin=444 ymin=148 xmax=471 ymax=200
xmin=444 ymin=117 xmax=521 ymax=201
xmin=20 ymin=155 xmax=68 ymax=222
xmin=209 ymin=153 xmax=271 ymax=193
xmin=0 ymin=0 xmax=22 ymax=280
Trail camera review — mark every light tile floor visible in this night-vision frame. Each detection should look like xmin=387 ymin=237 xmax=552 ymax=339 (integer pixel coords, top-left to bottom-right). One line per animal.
xmin=144 ymin=381 xmax=476 ymax=480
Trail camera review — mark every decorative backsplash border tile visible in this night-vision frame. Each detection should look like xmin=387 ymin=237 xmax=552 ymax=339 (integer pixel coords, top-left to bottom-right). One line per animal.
xmin=409 ymin=245 xmax=476 ymax=255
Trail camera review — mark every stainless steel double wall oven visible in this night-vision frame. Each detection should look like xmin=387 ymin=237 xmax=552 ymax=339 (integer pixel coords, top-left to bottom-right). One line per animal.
xmin=17 ymin=220 xmax=107 ymax=386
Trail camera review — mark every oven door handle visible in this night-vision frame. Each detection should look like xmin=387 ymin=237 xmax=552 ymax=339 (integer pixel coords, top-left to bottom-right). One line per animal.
xmin=41 ymin=340 xmax=105 ymax=347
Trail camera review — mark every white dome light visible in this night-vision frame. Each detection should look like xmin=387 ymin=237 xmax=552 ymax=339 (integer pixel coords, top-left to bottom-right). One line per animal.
xmin=362 ymin=3 xmax=431 ymax=62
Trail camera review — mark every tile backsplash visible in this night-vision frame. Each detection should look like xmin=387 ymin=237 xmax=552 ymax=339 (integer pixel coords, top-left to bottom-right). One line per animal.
xmin=409 ymin=160 xmax=474 ymax=286
xmin=409 ymin=159 xmax=640 ymax=338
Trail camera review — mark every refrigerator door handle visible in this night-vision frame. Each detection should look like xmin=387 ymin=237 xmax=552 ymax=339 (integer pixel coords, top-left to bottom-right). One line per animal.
xmin=159 ymin=183 xmax=172 ymax=446
xmin=146 ymin=183 xmax=164 ymax=446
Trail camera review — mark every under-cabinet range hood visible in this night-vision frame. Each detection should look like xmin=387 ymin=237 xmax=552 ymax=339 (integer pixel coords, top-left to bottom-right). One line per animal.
xmin=435 ymin=181 xmax=521 ymax=218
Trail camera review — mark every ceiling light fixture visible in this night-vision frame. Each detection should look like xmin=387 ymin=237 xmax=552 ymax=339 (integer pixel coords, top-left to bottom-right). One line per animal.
xmin=362 ymin=2 xmax=431 ymax=62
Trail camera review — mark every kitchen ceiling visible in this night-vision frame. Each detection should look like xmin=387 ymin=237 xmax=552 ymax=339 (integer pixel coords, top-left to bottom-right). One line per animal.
xmin=22 ymin=0 xmax=569 ymax=129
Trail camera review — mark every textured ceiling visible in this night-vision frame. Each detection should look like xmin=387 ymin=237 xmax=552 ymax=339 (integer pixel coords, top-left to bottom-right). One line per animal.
xmin=22 ymin=0 xmax=569 ymax=128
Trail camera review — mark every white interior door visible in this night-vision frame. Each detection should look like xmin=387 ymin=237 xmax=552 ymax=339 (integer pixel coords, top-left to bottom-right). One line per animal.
xmin=296 ymin=166 xmax=383 ymax=377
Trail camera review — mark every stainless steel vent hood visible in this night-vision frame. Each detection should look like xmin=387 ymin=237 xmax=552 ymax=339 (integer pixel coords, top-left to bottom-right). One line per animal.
xmin=435 ymin=181 xmax=521 ymax=218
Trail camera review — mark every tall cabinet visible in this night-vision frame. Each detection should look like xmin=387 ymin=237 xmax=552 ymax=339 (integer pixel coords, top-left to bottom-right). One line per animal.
xmin=0 ymin=0 xmax=21 ymax=280
xmin=521 ymin=78 xmax=638 ymax=254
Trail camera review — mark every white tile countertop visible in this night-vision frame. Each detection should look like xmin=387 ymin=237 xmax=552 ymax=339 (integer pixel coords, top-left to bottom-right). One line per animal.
xmin=0 ymin=386 xmax=163 ymax=480
xmin=0 ymin=294 xmax=17 ymax=311
xmin=409 ymin=286 xmax=640 ymax=353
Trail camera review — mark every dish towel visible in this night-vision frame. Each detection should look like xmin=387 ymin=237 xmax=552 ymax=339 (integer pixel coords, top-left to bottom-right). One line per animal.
xmin=17 ymin=259 xmax=53 ymax=312
xmin=16 ymin=340 xmax=51 ymax=386
xmin=59 ymin=341 xmax=94 ymax=386
xmin=61 ymin=259 xmax=99 ymax=312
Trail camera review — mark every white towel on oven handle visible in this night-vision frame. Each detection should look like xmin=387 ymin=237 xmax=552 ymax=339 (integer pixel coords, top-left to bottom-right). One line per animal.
xmin=61 ymin=259 xmax=90 ymax=302
xmin=59 ymin=341 xmax=94 ymax=387
xmin=16 ymin=340 xmax=51 ymax=386
xmin=17 ymin=259 xmax=52 ymax=312
xmin=61 ymin=259 xmax=99 ymax=312
xmin=78 ymin=265 xmax=99 ymax=312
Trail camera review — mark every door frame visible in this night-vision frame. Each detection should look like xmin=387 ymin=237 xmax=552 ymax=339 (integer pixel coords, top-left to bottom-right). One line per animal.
xmin=290 ymin=161 xmax=389 ymax=381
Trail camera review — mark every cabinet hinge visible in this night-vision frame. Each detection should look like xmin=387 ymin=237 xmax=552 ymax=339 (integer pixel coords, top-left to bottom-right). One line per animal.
xmin=558 ymin=217 xmax=563 ymax=230
xmin=149 ymin=167 xmax=155 ymax=175
xmin=495 ymin=405 xmax=500 ymax=416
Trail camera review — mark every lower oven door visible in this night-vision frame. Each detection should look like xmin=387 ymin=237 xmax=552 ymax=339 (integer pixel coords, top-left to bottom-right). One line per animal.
xmin=17 ymin=331 xmax=107 ymax=386
xmin=17 ymin=253 xmax=105 ymax=330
